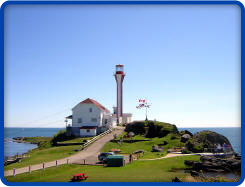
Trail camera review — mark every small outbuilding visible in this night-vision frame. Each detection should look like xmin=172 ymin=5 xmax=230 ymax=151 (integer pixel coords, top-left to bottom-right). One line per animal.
xmin=106 ymin=155 xmax=125 ymax=167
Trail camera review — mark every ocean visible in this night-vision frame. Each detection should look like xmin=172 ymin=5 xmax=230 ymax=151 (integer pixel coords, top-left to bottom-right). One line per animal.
xmin=4 ymin=127 xmax=241 ymax=159
xmin=4 ymin=128 xmax=64 ymax=159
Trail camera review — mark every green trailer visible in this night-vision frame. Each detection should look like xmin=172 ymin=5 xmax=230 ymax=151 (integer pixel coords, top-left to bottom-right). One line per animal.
xmin=106 ymin=155 xmax=125 ymax=167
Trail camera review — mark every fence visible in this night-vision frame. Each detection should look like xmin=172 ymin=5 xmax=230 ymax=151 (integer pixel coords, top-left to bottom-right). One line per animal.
xmin=9 ymin=128 xmax=114 ymax=177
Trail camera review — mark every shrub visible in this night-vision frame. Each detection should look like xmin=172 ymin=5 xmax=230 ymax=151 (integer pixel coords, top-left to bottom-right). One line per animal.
xmin=51 ymin=130 xmax=75 ymax=146
xmin=185 ymin=139 xmax=204 ymax=153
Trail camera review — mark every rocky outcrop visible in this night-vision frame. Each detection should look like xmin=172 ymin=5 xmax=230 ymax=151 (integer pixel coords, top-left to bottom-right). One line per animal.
xmin=152 ymin=145 xmax=164 ymax=152
xmin=185 ymin=155 xmax=241 ymax=173
xmin=186 ymin=130 xmax=233 ymax=153
xmin=193 ymin=130 xmax=232 ymax=148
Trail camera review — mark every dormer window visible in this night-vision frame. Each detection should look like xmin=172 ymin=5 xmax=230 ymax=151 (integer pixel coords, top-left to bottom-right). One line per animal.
xmin=89 ymin=108 xmax=92 ymax=112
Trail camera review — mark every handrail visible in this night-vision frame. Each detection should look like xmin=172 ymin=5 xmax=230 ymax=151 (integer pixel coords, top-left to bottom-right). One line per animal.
xmin=81 ymin=128 xmax=113 ymax=150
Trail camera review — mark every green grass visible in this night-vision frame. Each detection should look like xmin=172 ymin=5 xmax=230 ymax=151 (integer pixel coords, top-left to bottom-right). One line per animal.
xmin=101 ymin=133 xmax=184 ymax=159
xmin=23 ymin=137 xmax=52 ymax=143
xmin=4 ymin=145 xmax=81 ymax=171
xmin=5 ymin=155 xmax=200 ymax=182
xmin=60 ymin=137 xmax=92 ymax=143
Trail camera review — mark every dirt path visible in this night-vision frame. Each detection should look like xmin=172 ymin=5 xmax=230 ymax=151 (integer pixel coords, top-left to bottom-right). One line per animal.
xmin=139 ymin=152 xmax=227 ymax=161
xmin=4 ymin=127 xmax=124 ymax=177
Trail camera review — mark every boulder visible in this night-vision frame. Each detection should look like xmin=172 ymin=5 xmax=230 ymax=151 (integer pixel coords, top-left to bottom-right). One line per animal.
xmin=133 ymin=150 xmax=144 ymax=154
xmin=181 ymin=134 xmax=191 ymax=143
xmin=152 ymin=145 xmax=164 ymax=152
xmin=172 ymin=177 xmax=182 ymax=182
xmin=180 ymin=130 xmax=193 ymax=137
xmin=184 ymin=160 xmax=194 ymax=166
xmin=190 ymin=170 xmax=199 ymax=177
xmin=128 ymin=132 xmax=135 ymax=137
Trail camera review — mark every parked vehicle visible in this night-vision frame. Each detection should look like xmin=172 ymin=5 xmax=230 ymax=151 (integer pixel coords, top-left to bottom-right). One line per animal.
xmin=98 ymin=152 xmax=114 ymax=162
xmin=71 ymin=173 xmax=88 ymax=182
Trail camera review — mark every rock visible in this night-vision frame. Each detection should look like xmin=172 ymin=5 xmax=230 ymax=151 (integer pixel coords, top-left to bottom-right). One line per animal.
xmin=172 ymin=177 xmax=182 ymax=182
xmin=180 ymin=130 xmax=193 ymax=137
xmin=152 ymin=145 xmax=164 ymax=152
xmin=184 ymin=160 xmax=194 ymax=166
xmin=181 ymin=134 xmax=191 ymax=143
xmin=190 ymin=170 xmax=199 ymax=177
xmin=128 ymin=132 xmax=135 ymax=137
xmin=133 ymin=150 xmax=144 ymax=154
xmin=188 ymin=155 xmax=241 ymax=173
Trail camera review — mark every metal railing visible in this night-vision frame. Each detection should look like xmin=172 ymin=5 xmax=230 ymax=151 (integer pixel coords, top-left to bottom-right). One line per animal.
xmin=81 ymin=128 xmax=113 ymax=150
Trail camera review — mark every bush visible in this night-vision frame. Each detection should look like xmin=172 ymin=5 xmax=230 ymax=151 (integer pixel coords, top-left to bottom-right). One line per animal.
xmin=185 ymin=139 xmax=204 ymax=153
xmin=125 ymin=121 xmax=146 ymax=135
xmin=51 ymin=130 xmax=75 ymax=146
xmin=146 ymin=121 xmax=179 ymax=138
xmin=181 ymin=148 xmax=190 ymax=154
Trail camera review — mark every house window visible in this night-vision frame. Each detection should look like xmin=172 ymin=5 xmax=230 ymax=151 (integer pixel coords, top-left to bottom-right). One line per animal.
xmin=89 ymin=108 xmax=92 ymax=112
xmin=105 ymin=119 xmax=108 ymax=124
xmin=91 ymin=118 xmax=97 ymax=122
xmin=78 ymin=118 xmax=82 ymax=123
xmin=86 ymin=129 xmax=90 ymax=133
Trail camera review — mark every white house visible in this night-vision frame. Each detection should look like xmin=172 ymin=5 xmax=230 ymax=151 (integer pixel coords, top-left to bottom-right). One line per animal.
xmin=66 ymin=98 xmax=117 ymax=137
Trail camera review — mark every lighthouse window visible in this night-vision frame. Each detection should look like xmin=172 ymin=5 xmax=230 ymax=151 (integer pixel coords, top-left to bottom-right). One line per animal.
xmin=105 ymin=119 xmax=108 ymax=124
xmin=89 ymin=108 xmax=92 ymax=112
xmin=78 ymin=118 xmax=82 ymax=123
xmin=91 ymin=118 xmax=97 ymax=122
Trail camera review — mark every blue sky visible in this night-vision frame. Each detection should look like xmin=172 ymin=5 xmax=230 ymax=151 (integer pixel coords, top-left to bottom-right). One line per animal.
xmin=4 ymin=4 xmax=241 ymax=128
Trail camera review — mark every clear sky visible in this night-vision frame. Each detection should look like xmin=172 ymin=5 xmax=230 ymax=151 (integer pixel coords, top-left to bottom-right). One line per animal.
xmin=4 ymin=4 xmax=241 ymax=128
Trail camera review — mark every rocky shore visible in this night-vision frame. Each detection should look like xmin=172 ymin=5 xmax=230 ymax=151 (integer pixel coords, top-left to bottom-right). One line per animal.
xmin=185 ymin=154 xmax=241 ymax=175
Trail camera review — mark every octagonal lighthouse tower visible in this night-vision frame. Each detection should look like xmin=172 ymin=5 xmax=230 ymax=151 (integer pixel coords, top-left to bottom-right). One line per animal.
xmin=114 ymin=64 xmax=125 ymax=124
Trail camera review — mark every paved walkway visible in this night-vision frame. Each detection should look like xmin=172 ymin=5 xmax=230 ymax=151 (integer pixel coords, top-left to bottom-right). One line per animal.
xmin=4 ymin=127 xmax=124 ymax=177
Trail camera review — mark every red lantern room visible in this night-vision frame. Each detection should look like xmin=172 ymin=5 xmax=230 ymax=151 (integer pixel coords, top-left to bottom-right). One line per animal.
xmin=115 ymin=64 xmax=124 ymax=74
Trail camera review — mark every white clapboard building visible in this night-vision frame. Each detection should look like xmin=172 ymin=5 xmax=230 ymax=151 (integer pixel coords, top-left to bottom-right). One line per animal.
xmin=66 ymin=98 xmax=118 ymax=137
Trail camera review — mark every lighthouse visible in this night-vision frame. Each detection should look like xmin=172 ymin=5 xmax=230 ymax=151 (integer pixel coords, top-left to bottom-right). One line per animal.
xmin=114 ymin=64 xmax=125 ymax=124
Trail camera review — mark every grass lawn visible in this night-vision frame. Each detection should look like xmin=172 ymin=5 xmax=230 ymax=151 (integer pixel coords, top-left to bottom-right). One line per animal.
xmin=23 ymin=137 xmax=52 ymax=144
xmin=101 ymin=133 xmax=184 ymax=159
xmin=5 ymin=155 xmax=200 ymax=182
xmin=4 ymin=145 xmax=81 ymax=171
xmin=60 ymin=137 xmax=92 ymax=143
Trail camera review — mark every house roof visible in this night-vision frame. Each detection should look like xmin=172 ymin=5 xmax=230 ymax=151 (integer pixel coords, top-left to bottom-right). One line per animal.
xmin=66 ymin=115 xmax=72 ymax=119
xmin=80 ymin=98 xmax=110 ymax=113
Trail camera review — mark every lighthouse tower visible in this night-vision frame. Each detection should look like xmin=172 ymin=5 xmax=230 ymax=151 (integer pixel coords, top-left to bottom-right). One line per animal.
xmin=114 ymin=64 xmax=125 ymax=124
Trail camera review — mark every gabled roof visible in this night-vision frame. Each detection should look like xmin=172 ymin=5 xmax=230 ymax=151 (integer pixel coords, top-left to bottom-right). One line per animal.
xmin=80 ymin=98 xmax=110 ymax=113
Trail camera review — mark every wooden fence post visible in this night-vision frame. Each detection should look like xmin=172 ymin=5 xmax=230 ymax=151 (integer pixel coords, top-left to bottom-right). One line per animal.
xmin=84 ymin=159 xmax=85 ymax=165
xmin=67 ymin=159 xmax=69 ymax=164
xmin=43 ymin=163 xmax=45 ymax=170
xmin=13 ymin=168 xmax=15 ymax=176
xmin=56 ymin=160 xmax=58 ymax=167
xmin=29 ymin=165 xmax=31 ymax=173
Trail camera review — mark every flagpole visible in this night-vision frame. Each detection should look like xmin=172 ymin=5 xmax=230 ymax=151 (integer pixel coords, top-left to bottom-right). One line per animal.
xmin=145 ymin=98 xmax=148 ymax=121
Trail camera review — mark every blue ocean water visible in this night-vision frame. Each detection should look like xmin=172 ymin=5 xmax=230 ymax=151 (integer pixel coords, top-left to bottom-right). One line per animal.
xmin=4 ymin=127 xmax=241 ymax=158
xmin=4 ymin=128 xmax=64 ymax=159
xmin=179 ymin=127 xmax=241 ymax=155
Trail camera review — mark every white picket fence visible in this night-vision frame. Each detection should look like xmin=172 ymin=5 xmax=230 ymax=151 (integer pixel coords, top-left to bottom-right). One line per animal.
xmin=81 ymin=128 xmax=113 ymax=150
